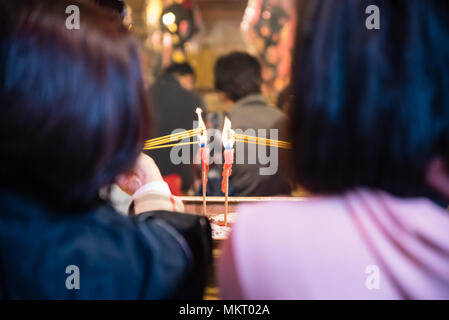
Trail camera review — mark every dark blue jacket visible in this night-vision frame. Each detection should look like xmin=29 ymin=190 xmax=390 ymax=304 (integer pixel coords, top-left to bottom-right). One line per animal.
xmin=0 ymin=191 xmax=211 ymax=299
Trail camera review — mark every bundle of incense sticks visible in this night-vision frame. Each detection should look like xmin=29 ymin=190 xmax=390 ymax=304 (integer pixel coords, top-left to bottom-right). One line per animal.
xmin=221 ymin=148 xmax=234 ymax=227
xmin=143 ymin=130 xmax=291 ymax=150
xmin=143 ymin=128 xmax=200 ymax=150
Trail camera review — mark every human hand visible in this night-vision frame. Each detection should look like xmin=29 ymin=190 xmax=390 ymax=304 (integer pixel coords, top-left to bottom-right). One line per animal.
xmin=116 ymin=153 xmax=163 ymax=196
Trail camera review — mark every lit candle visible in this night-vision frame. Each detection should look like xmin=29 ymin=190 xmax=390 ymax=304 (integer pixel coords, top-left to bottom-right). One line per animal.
xmin=221 ymin=117 xmax=235 ymax=227
xmin=196 ymin=108 xmax=209 ymax=216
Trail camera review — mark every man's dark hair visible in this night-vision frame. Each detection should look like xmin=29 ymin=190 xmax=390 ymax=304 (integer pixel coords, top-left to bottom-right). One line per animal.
xmin=290 ymin=0 xmax=449 ymax=198
xmin=0 ymin=0 xmax=150 ymax=211
xmin=214 ymin=52 xmax=262 ymax=102
xmin=164 ymin=62 xmax=195 ymax=78
xmin=94 ymin=0 xmax=126 ymax=17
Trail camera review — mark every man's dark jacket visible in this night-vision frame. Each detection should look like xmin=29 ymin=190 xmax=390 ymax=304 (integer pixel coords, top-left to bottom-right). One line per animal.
xmin=228 ymin=94 xmax=291 ymax=196
xmin=0 ymin=191 xmax=211 ymax=299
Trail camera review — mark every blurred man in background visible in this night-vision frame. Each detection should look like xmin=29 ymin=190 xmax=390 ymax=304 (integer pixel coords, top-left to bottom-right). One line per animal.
xmin=147 ymin=63 xmax=205 ymax=194
xmin=214 ymin=52 xmax=291 ymax=196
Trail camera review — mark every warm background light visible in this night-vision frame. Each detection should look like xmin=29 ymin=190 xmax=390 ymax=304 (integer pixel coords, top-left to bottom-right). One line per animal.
xmin=162 ymin=12 xmax=176 ymax=26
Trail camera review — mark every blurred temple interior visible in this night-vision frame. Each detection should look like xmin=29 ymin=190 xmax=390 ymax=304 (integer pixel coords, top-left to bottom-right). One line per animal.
xmin=126 ymin=0 xmax=294 ymax=109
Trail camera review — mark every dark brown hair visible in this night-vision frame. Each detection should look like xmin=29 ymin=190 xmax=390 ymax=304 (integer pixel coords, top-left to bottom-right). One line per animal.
xmin=0 ymin=0 xmax=150 ymax=211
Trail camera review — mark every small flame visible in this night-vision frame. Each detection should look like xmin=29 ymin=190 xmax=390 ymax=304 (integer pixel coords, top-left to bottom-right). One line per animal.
xmin=195 ymin=108 xmax=206 ymax=131
xmin=222 ymin=117 xmax=235 ymax=149
xmin=196 ymin=108 xmax=207 ymax=146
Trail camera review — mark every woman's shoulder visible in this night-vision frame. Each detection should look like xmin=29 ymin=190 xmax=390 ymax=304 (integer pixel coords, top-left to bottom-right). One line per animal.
xmin=226 ymin=191 xmax=449 ymax=299
xmin=225 ymin=197 xmax=371 ymax=299
xmin=233 ymin=191 xmax=449 ymax=234
xmin=230 ymin=196 xmax=363 ymax=267
xmin=233 ymin=197 xmax=350 ymax=238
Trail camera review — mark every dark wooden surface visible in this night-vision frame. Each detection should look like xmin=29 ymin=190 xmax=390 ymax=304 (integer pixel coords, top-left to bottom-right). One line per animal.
xmin=180 ymin=196 xmax=307 ymax=216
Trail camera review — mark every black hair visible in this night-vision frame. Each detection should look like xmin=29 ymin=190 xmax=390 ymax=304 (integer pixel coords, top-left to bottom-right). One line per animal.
xmin=164 ymin=62 xmax=195 ymax=77
xmin=290 ymin=0 xmax=449 ymax=198
xmin=0 ymin=0 xmax=150 ymax=212
xmin=214 ymin=51 xmax=262 ymax=102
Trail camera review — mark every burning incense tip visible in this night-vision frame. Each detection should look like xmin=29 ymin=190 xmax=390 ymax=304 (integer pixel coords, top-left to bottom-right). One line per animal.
xmin=196 ymin=107 xmax=207 ymax=147
xmin=222 ymin=117 xmax=235 ymax=150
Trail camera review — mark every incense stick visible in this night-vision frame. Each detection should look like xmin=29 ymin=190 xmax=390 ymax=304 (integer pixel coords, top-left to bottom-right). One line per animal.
xmin=234 ymin=134 xmax=291 ymax=149
xmin=144 ymin=129 xmax=200 ymax=147
xmin=145 ymin=134 xmax=196 ymax=147
xmin=235 ymin=138 xmax=291 ymax=149
xmin=224 ymin=173 xmax=229 ymax=227
xmin=146 ymin=128 xmax=199 ymax=143
xmin=195 ymin=107 xmax=209 ymax=217
xmin=144 ymin=133 xmax=198 ymax=148
xmin=145 ymin=133 xmax=198 ymax=147
xmin=234 ymin=133 xmax=289 ymax=141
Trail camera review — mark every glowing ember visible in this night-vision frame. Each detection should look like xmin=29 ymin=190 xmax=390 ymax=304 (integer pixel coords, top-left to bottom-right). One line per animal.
xmin=222 ymin=117 xmax=235 ymax=150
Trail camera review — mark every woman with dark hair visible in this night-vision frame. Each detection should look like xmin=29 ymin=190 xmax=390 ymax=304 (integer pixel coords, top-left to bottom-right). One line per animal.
xmin=0 ymin=0 xmax=211 ymax=299
xmin=219 ymin=0 xmax=449 ymax=299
